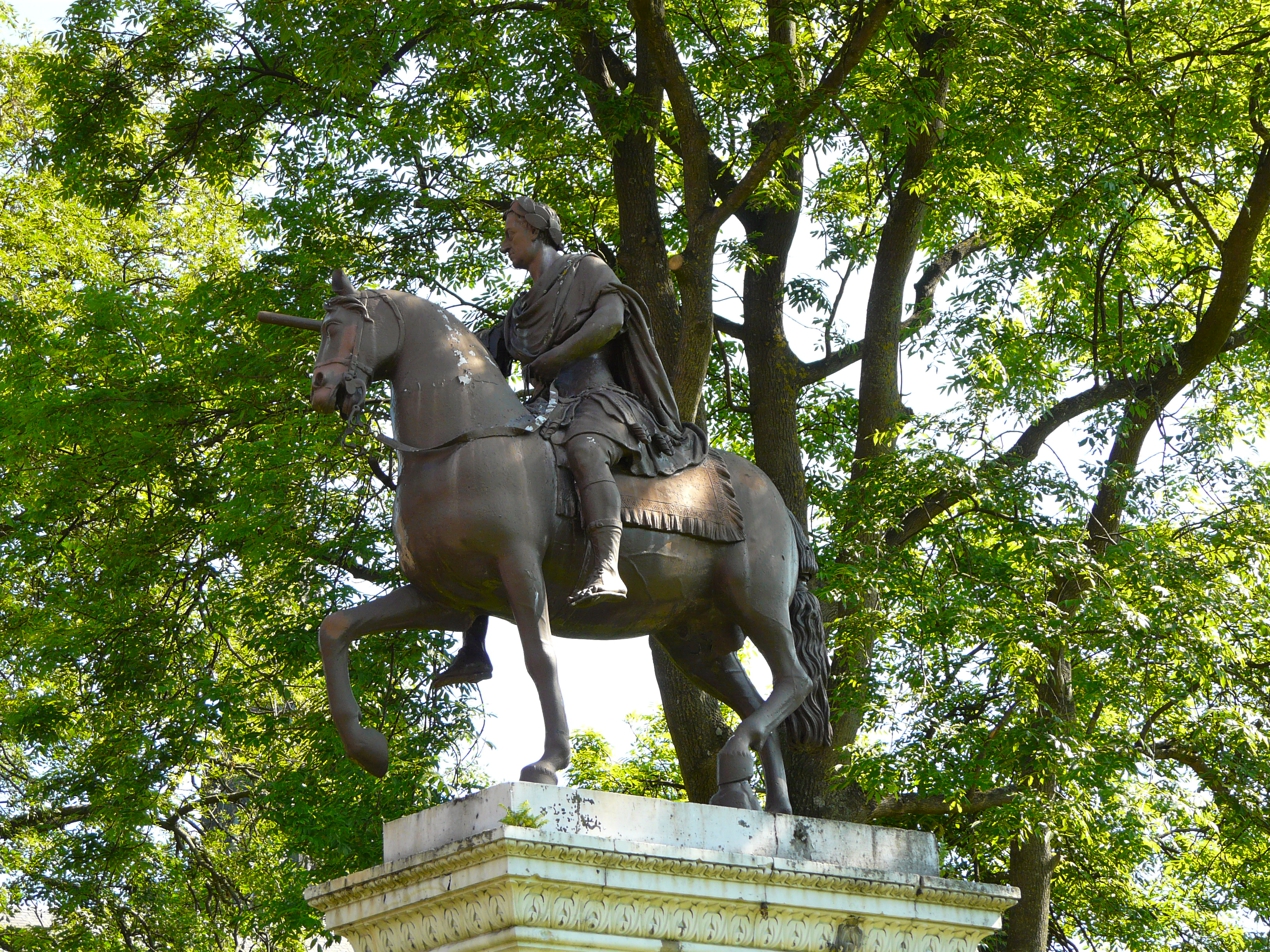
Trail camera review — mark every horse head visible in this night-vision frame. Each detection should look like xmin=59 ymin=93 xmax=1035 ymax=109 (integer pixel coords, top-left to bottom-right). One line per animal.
xmin=308 ymin=270 xmax=406 ymax=420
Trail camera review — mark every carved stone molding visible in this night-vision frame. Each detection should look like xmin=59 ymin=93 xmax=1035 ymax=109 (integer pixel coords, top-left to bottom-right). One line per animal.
xmin=308 ymin=832 xmax=1014 ymax=916
xmin=335 ymin=878 xmax=986 ymax=952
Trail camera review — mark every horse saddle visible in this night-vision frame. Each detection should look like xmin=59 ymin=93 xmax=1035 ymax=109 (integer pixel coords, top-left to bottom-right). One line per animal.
xmin=556 ymin=447 xmax=745 ymax=543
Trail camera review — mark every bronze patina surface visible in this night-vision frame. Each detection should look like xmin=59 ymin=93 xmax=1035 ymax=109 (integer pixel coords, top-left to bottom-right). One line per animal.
xmin=267 ymin=201 xmax=831 ymax=812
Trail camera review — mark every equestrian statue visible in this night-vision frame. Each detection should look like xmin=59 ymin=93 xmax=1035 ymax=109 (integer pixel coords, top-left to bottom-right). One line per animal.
xmin=259 ymin=197 xmax=830 ymax=812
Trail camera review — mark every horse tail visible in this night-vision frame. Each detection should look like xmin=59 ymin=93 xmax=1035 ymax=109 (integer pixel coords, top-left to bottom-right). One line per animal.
xmin=783 ymin=510 xmax=833 ymax=747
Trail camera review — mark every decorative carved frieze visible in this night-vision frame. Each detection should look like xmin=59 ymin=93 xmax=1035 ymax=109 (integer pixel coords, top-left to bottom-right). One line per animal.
xmin=337 ymin=878 xmax=984 ymax=952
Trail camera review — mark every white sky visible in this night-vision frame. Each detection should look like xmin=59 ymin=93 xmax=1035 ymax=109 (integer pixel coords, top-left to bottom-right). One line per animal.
xmin=6 ymin=0 xmax=60 ymax=35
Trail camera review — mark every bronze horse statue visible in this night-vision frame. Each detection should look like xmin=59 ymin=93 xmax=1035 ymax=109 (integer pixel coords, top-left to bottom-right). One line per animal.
xmin=264 ymin=271 xmax=830 ymax=812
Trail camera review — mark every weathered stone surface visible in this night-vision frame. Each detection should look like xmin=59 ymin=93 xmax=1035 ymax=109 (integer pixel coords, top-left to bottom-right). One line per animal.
xmin=306 ymin=784 xmax=1017 ymax=952
xmin=382 ymin=783 xmax=936 ymax=873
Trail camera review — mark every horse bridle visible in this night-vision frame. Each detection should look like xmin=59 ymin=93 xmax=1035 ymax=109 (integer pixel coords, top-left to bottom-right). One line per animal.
xmin=316 ymin=290 xmax=406 ymax=442
xmin=322 ymin=290 xmax=554 ymax=454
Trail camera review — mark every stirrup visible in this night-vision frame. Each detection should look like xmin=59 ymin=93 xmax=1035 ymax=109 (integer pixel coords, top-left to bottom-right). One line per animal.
xmin=567 ymin=581 xmax=627 ymax=608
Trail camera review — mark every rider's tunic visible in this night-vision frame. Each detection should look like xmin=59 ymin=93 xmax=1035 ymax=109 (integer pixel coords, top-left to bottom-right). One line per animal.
xmin=492 ymin=254 xmax=707 ymax=478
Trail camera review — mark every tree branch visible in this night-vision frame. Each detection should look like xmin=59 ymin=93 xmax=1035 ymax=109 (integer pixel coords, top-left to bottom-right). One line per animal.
xmin=1160 ymin=30 xmax=1270 ymax=63
xmin=1176 ymin=142 xmax=1270 ymax=374
xmin=1 ymin=790 xmax=254 ymax=840
xmin=713 ymin=313 xmax=746 ymax=340
xmin=889 ymin=142 xmax=1270 ymax=549
xmin=888 ymin=303 xmax=1268 ymax=551
xmin=1152 ymin=741 xmax=1239 ymax=806
xmin=798 ymin=233 xmax=988 ymax=386
xmin=712 ymin=328 xmax=750 ymax=413
xmin=886 ymin=376 xmax=1141 ymax=547
xmin=157 ymin=790 xmax=254 ymax=832
xmin=601 ymin=44 xmax=637 ymax=88
xmin=709 ymin=0 xmax=895 ymax=230
xmin=1167 ymin=164 xmax=1224 ymax=251
xmin=798 ymin=340 xmax=863 ymax=383
xmin=913 ymin=233 xmax=989 ymax=310
xmin=328 ymin=558 xmax=397 ymax=586
xmin=1251 ymin=83 xmax=1270 ymax=143
xmin=0 ymin=804 xmax=92 ymax=838
xmin=1222 ymin=315 xmax=1268 ymax=352
xmin=431 ymin=280 xmax=504 ymax=323
xmin=869 ymin=784 xmax=1018 ymax=820
xmin=369 ymin=458 xmax=397 ymax=491
xmin=628 ymin=0 xmax=714 ymax=214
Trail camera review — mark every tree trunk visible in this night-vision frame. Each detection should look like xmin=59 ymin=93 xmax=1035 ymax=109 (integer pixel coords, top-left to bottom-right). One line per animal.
xmin=783 ymin=606 xmax=876 ymax=820
xmin=666 ymin=250 xmax=717 ymax=422
xmin=852 ymin=36 xmax=950 ymax=470
xmin=610 ymin=31 xmax=681 ymax=359
xmin=738 ymin=149 xmax=808 ymax=523
xmin=1006 ymin=142 xmax=1270 ymax=940
xmin=732 ymin=139 xmax=854 ymax=816
xmin=806 ymin=34 xmax=953 ymax=823
xmin=1007 ymin=832 xmax=1056 ymax=952
xmin=650 ymin=640 xmax=732 ymax=802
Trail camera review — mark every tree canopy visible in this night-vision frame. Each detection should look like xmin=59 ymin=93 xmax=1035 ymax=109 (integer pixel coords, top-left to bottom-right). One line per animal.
xmin=0 ymin=23 xmax=486 ymax=950
xmin=2 ymin=0 xmax=1270 ymax=950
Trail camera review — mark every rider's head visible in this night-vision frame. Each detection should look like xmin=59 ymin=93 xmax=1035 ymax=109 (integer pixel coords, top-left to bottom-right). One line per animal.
xmin=503 ymin=196 xmax=563 ymax=272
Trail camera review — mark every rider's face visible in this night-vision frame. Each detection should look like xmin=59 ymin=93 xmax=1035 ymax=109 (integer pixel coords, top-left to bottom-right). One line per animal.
xmin=502 ymin=213 xmax=540 ymax=271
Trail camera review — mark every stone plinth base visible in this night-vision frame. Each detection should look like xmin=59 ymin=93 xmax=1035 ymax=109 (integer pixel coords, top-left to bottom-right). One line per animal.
xmin=305 ymin=783 xmax=1017 ymax=952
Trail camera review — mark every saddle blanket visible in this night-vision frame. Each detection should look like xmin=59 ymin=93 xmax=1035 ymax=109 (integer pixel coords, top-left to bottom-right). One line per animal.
xmin=557 ymin=448 xmax=746 ymax=543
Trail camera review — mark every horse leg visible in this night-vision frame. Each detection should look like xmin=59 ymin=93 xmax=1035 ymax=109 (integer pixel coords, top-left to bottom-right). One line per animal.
xmin=653 ymin=633 xmax=791 ymax=814
xmin=319 ymin=584 xmax=471 ymax=776
xmin=713 ymin=610 xmax=813 ymax=808
xmin=499 ymin=552 xmax=569 ymax=784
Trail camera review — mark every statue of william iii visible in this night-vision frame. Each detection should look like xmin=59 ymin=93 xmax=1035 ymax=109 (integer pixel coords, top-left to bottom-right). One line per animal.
xmin=433 ymin=195 xmax=708 ymax=688
xmin=487 ymin=196 xmax=708 ymax=604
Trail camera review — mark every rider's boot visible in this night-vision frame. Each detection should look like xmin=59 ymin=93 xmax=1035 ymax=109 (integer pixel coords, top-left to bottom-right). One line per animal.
xmin=568 ymin=474 xmax=627 ymax=607
xmin=430 ymin=615 xmax=494 ymax=689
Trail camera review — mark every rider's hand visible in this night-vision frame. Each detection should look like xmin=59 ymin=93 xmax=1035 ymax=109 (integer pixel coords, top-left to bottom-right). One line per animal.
xmin=528 ymin=352 xmax=562 ymax=383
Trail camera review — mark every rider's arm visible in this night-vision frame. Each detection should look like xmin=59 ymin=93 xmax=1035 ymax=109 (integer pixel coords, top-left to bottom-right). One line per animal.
xmin=528 ymin=292 xmax=623 ymax=382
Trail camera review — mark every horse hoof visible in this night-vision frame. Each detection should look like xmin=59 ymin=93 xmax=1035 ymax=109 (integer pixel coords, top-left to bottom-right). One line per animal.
xmin=348 ymin=727 xmax=390 ymax=777
xmin=765 ymin=795 xmax=793 ymax=815
xmin=709 ymin=779 xmax=761 ymax=811
xmin=430 ymin=656 xmax=494 ymax=690
xmin=519 ymin=762 xmax=559 ymax=785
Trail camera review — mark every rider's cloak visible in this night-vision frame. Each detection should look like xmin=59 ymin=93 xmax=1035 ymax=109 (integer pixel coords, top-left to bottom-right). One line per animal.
xmin=496 ymin=253 xmax=707 ymax=477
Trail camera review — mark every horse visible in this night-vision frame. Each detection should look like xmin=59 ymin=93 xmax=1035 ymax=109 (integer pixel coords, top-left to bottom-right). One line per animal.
xmin=272 ymin=270 xmax=830 ymax=812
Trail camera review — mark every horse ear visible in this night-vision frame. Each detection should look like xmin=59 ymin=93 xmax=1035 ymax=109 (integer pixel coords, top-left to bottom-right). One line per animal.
xmin=332 ymin=269 xmax=357 ymax=295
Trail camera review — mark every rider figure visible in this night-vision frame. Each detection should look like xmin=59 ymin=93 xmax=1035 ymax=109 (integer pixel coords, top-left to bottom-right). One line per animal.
xmin=432 ymin=196 xmax=707 ymax=688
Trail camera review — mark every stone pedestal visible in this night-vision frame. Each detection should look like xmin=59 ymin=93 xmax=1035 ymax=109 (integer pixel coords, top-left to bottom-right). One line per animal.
xmin=305 ymin=783 xmax=1017 ymax=952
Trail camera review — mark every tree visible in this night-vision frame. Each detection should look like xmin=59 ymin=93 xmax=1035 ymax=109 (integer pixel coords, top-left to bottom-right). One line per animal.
xmin=0 ymin=28 xmax=485 ymax=950
xmin=14 ymin=0 xmax=1270 ymax=949
xmin=566 ymin=712 xmax=686 ymax=800
xmin=713 ymin=1 xmax=1270 ymax=945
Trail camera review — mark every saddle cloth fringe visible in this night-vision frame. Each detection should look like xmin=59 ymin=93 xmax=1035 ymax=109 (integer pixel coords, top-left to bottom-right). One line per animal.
xmin=557 ymin=448 xmax=745 ymax=543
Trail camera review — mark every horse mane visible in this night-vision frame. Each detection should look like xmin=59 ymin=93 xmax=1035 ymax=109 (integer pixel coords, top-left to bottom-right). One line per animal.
xmin=383 ymin=288 xmax=498 ymax=363
xmin=324 ymin=293 xmax=365 ymax=312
